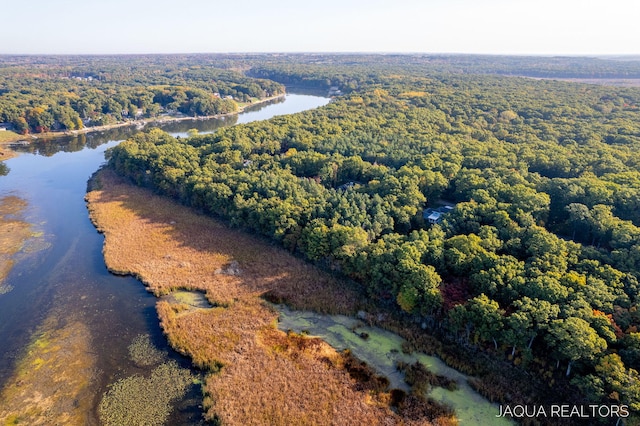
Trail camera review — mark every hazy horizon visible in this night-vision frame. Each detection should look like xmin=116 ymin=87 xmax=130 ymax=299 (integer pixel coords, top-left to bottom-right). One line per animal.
xmin=1 ymin=52 xmax=640 ymax=59
xmin=1 ymin=0 xmax=638 ymax=56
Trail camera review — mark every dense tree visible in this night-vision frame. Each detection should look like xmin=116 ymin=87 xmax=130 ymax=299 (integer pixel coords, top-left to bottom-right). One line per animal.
xmin=0 ymin=56 xmax=284 ymax=134
xmin=546 ymin=317 xmax=607 ymax=376
xmin=93 ymin=53 xmax=640 ymax=414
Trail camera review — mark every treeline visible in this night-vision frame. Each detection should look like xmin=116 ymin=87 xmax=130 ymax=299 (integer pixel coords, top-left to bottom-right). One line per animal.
xmin=0 ymin=56 xmax=284 ymax=134
xmin=246 ymin=53 xmax=640 ymax=84
xmin=3 ymin=53 xmax=638 ymax=136
xmin=106 ymin=59 xmax=640 ymax=413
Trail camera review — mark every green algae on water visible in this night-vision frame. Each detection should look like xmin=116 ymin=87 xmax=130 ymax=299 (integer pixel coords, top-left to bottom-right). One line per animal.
xmin=276 ymin=305 xmax=513 ymax=425
xmin=99 ymin=360 xmax=195 ymax=426
xmin=100 ymin=334 xmax=197 ymax=426
xmin=128 ymin=334 xmax=167 ymax=367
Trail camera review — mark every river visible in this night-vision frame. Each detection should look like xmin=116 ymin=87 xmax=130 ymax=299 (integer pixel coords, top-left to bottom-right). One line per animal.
xmin=0 ymin=93 xmax=330 ymax=424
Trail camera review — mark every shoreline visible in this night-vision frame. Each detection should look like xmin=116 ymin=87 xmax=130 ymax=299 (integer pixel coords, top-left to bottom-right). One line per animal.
xmin=0 ymin=93 xmax=286 ymax=146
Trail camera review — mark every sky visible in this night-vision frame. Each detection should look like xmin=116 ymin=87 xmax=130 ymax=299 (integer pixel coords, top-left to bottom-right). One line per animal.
xmin=1 ymin=0 xmax=638 ymax=56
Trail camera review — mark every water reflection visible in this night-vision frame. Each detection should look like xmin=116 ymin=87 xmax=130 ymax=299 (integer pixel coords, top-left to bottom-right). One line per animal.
xmin=5 ymin=94 xmax=295 ymax=158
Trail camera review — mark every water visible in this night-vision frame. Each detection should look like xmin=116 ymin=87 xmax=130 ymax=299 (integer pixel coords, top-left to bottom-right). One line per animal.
xmin=145 ymin=93 xmax=329 ymax=138
xmin=0 ymin=93 xmax=330 ymax=424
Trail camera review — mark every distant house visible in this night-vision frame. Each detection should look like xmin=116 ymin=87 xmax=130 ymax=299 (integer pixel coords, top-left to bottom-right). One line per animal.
xmin=423 ymin=209 xmax=443 ymax=225
xmin=0 ymin=123 xmax=12 ymax=132
xmin=422 ymin=205 xmax=455 ymax=225
xmin=338 ymin=181 xmax=356 ymax=191
xmin=328 ymin=86 xmax=342 ymax=96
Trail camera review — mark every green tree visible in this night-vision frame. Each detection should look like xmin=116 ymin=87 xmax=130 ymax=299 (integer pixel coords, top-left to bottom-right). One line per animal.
xmin=546 ymin=317 xmax=607 ymax=376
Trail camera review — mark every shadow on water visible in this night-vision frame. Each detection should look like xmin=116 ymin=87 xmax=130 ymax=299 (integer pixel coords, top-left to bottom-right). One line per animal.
xmin=8 ymin=126 xmax=137 ymax=157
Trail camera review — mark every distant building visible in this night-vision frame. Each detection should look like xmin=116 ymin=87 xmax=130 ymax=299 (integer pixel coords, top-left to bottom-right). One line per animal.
xmin=0 ymin=123 xmax=12 ymax=131
xmin=328 ymin=86 xmax=342 ymax=96
xmin=422 ymin=205 xmax=455 ymax=225
xmin=338 ymin=181 xmax=356 ymax=191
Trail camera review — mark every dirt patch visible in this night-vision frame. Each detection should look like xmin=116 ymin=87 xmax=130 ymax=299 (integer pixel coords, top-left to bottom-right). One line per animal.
xmin=86 ymin=168 xmax=454 ymax=425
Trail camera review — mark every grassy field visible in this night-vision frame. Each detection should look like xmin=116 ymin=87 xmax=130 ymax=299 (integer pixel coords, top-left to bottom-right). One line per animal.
xmin=0 ymin=131 xmax=22 ymax=143
xmin=86 ymin=168 xmax=456 ymax=425
xmin=0 ymin=131 xmax=22 ymax=161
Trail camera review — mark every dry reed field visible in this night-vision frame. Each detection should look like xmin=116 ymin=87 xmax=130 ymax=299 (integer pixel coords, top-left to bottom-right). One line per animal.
xmin=86 ymin=168 xmax=455 ymax=425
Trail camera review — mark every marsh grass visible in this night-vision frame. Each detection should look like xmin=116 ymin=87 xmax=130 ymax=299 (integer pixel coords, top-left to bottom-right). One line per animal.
xmin=397 ymin=394 xmax=457 ymax=425
xmin=397 ymin=361 xmax=459 ymax=394
xmin=204 ymin=326 xmax=399 ymax=425
xmin=87 ymin=168 xmax=450 ymax=425
xmin=341 ymin=349 xmax=390 ymax=393
xmin=0 ymin=132 xmax=21 ymax=162
xmin=86 ymin=169 xmax=365 ymax=313
xmin=0 ymin=131 xmax=21 ymax=144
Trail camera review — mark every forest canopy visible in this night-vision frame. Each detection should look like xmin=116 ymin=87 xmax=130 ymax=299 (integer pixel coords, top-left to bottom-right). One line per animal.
xmin=0 ymin=55 xmax=284 ymax=134
xmin=101 ymin=53 xmax=640 ymax=415
xmin=6 ymin=53 xmax=640 ymax=417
